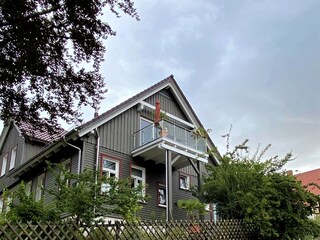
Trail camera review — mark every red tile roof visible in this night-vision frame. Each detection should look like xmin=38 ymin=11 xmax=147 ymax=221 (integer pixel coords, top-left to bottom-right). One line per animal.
xmin=17 ymin=121 xmax=66 ymax=144
xmin=295 ymin=168 xmax=320 ymax=195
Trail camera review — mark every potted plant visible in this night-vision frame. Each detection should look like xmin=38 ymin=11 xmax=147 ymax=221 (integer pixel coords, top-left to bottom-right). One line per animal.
xmin=177 ymin=199 xmax=206 ymax=233
xmin=160 ymin=127 xmax=168 ymax=137
xmin=192 ymin=127 xmax=211 ymax=139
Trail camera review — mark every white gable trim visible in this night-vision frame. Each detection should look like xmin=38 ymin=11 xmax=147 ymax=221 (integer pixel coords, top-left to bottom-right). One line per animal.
xmin=78 ymin=81 xmax=198 ymax=137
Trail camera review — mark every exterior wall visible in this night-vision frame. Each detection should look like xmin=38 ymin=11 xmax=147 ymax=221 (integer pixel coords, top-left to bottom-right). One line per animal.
xmin=79 ymin=89 xmax=212 ymax=220
xmin=0 ymin=125 xmax=25 ymax=192
xmin=0 ymin=124 xmax=49 ymax=193
xmin=24 ymin=141 xmax=46 ymax=162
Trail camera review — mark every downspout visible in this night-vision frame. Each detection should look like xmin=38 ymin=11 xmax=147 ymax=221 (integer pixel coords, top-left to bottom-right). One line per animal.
xmin=64 ymin=138 xmax=81 ymax=174
xmin=94 ymin=128 xmax=100 ymax=183
xmin=94 ymin=128 xmax=100 ymax=219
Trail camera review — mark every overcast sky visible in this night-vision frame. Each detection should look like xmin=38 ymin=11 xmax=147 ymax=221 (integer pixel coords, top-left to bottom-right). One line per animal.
xmin=1 ymin=0 xmax=319 ymax=173
xmin=95 ymin=0 xmax=319 ymax=173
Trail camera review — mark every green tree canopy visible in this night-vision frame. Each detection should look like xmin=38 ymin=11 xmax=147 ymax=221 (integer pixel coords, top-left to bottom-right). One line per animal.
xmin=0 ymin=0 xmax=138 ymax=130
xmin=202 ymin=140 xmax=320 ymax=239
xmin=2 ymin=165 xmax=147 ymax=224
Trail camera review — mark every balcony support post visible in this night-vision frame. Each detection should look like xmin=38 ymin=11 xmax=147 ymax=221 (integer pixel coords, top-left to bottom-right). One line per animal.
xmin=166 ymin=150 xmax=173 ymax=221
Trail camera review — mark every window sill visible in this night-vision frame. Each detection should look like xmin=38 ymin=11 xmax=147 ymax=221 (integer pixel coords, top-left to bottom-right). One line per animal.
xmin=158 ymin=204 xmax=167 ymax=208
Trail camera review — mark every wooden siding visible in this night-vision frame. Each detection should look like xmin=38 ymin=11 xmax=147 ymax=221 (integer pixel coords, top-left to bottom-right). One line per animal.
xmin=0 ymin=125 xmax=24 ymax=192
xmin=24 ymin=142 xmax=45 ymax=162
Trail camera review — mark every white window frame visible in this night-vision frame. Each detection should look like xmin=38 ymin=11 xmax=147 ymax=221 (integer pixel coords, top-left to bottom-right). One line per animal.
xmin=101 ymin=157 xmax=120 ymax=193
xmin=0 ymin=196 xmax=3 ymax=213
xmin=35 ymin=174 xmax=45 ymax=202
xmin=1 ymin=154 xmax=8 ymax=177
xmin=158 ymin=184 xmax=166 ymax=207
xmin=179 ymin=173 xmax=191 ymax=190
xmin=131 ymin=165 xmax=146 ymax=197
xmin=9 ymin=146 xmax=17 ymax=171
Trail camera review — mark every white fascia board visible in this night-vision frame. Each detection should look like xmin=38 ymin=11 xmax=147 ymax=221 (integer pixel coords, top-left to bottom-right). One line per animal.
xmin=0 ymin=125 xmax=10 ymax=153
xmin=140 ymin=101 xmax=195 ymax=128
xmin=170 ymin=86 xmax=198 ymax=126
xmin=78 ymin=83 xmax=173 ymax=137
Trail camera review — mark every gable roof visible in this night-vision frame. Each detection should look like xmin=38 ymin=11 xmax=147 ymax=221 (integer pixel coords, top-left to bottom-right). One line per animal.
xmin=77 ymin=75 xmax=221 ymax=163
xmin=8 ymin=75 xmax=220 ymax=177
xmin=295 ymin=168 xmax=320 ymax=195
xmin=79 ymin=75 xmax=203 ymax=135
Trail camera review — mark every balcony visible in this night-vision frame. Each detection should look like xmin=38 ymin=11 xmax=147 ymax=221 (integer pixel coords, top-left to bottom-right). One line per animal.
xmin=132 ymin=120 xmax=208 ymax=167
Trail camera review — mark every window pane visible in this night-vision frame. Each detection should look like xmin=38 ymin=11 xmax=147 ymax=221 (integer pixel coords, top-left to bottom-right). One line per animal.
xmin=159 ymin=187 xmax=166 ymax=205
xmin=132 ymin=168 xmax=142 ymax=177
xmin=103 ymin=160 xmax=116 ymax=170
xmin=9 ymin=147 xmax=17 ymax=170
xmin=140 ymin=118 xmax=153 ymax=145
xmin=1 ymin=154 xmax=8 ymax=176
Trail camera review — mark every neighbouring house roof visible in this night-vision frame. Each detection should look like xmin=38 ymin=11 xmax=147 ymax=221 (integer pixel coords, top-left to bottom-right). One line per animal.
xmin=295 ymin=168 xmax=320 ymax=195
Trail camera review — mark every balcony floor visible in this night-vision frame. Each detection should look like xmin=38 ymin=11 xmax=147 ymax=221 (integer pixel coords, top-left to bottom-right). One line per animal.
xmin=131 ymin=137 xmax=208 ymax=169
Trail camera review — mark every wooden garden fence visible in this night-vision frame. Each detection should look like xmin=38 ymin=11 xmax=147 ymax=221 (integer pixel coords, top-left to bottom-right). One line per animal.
xmin=0 ymin=219 xmax=258 ymax=240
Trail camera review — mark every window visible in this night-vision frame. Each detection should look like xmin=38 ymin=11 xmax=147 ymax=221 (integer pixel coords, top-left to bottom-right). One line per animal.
xmin=9 ymin=146 xmax=17 ymax=171
xmin=25 ymin=181 xmax=32 ymax=196
xmin=179 ymin=173 xmax=190 ymax=190
xmin=1 ymin=154 xmax=8 ymax=177
xmin=0 ymin=197 xmax=3 ymax=213
xmin=60 ymin=159 xmax=71 ymax=186
xmin=101 ymin=157 xmax=119 ymax=193
xmin=158 ymin=184 xmax=166 ymax=207
xmin=140 ymin=117 xmax=154 ymax=145
xmin=35 ymin=174 xmax=45 ymax=201
xmin=131 ymin=166 xmax=146 ymax=197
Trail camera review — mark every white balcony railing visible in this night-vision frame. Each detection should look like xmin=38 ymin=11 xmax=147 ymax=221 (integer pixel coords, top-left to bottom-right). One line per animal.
xmin=133 ymin=120 xmax=206 ymax=153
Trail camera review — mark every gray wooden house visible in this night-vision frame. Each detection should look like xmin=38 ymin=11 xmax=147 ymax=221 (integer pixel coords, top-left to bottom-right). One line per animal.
xmin=0 ymin=75 xmax=219 ymax=220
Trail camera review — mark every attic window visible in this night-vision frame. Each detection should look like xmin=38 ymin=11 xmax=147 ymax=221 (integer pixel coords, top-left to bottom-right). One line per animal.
xmin=1 ymin=154 xmax=8 ymax=177
xmin=9 ymin=146 xmax=17 ymax=171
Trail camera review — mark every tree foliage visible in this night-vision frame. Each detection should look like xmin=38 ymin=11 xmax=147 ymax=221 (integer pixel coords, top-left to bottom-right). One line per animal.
xmin=202 ymin=140 xmax=320 ymax=239
xmin=0 ymin=0 xmax=139 ymax=130
xmin=2 ymin=182 xmax=59 ymax=223
xmin=2 ymin=165 xmax=147 ymax=223
xmin=47 ymin=164 xmax=148 ymax=223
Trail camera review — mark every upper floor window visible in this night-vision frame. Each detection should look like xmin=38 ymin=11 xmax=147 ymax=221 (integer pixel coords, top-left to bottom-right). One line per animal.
xmin=101 ymin=157 xmax=120 ymax=193
xmin=131 ymin=165 xmax=146 ymax=197
xmin=1 ymin=154 xmax=8 ymax=177
xmin=35 ymin=174 xmax=45 ymax=202
xmin=179 ymin=173 xmax=191 ymax=190
xmin=9 ymin=146 xmax=17 ymax=171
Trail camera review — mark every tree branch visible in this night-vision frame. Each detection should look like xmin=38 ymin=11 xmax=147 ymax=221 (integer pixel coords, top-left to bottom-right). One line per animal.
xmin=0 ymin=5 xmax=61 ymax=27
